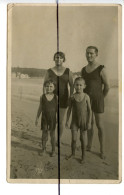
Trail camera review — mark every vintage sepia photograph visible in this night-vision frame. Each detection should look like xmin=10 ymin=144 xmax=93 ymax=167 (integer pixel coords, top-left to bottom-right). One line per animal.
xmin=7 ymin=4 xmax=121 ymax=183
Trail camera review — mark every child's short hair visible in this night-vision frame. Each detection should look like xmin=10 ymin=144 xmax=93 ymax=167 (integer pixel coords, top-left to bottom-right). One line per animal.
xmin=74 ymin=77 xmax=85 ymax=85
xmin=53 ymin=52 xmax=65 ymax=62
xmin=44 ymin=79 xmax=56 ymax=87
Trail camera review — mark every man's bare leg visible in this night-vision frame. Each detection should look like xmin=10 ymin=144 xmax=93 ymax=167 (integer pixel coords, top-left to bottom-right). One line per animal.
xmin=94 ymin=113 xmax=105 ymax=159
xmin=87 ymin=112 xmax=94 ymax=151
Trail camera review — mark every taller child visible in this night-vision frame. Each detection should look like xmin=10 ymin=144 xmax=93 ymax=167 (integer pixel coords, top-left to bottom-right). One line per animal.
xmin=81 ymin=46 xmax=109 ymax=159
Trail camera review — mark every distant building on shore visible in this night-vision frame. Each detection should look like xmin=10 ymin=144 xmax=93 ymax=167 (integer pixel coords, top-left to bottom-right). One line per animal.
xmin=12 ymin=72 xmax=29 ymax=79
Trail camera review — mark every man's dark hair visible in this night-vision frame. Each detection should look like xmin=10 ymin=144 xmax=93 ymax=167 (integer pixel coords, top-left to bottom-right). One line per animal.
xmin=86 ymin=46 xmax=98 ymax=55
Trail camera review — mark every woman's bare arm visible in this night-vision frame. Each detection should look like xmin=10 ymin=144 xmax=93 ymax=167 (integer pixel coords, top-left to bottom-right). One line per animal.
xmin=65 ymin=98 xmax=72 ymax=127
xmin=69 ymin=70 xmax=74 ymax=96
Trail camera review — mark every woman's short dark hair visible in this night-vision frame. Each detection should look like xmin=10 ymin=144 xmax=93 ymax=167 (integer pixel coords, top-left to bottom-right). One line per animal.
xmin=53 ymin=52 xmax=65 ymax=62
xmin=86 ymin=46 xmax=98 ymax=55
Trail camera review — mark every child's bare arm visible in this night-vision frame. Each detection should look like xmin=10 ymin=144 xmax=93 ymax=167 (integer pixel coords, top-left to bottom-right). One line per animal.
xmin=69 ymin=71 xmax=74 ymax=96
xmin=86 ymin=95 xmax=92 ymax=129
xmin=35 ymin=97 xmax=42 ymax=126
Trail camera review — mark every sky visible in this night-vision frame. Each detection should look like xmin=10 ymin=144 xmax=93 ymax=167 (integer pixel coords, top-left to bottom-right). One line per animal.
xmin=10 ymin=4 xmax=119 ymax=79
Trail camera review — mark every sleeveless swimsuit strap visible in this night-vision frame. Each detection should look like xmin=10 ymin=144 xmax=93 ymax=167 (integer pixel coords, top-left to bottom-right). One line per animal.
xmin=82 ymin=65 xmax=104 ymax=74
xmin=98 ymin=65 xmax=104 ymax=73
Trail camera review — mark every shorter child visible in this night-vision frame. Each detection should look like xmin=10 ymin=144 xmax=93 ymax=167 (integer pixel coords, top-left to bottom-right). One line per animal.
xmin=35 ymin=80 xmax=58 ymax=157
xmin=65 ymin=77 xmax=92 ymax=163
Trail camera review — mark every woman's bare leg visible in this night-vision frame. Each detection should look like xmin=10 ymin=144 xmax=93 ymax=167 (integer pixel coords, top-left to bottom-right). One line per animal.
xmin=59 ymin=108 xmax=66 ymax=140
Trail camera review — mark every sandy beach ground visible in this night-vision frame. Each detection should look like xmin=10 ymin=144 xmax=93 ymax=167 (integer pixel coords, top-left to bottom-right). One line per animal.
xmin=10 ymin=78 xmax=119 ymax=180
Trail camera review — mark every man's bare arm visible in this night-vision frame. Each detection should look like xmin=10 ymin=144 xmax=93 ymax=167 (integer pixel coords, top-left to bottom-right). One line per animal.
xmin=101 ymin=67 xmax=110 ymax=97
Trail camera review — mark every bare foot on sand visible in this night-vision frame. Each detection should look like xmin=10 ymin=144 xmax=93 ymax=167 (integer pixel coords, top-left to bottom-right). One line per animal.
xmin=39 ymin=149 xmax=46 ymax=156
xmin=51 ymin=151 xmax=56 ymax=157
xmin=86 ymin=146 xmax=91 ymax=152
xmin=100 ymin=153 xmax=106 ymax=160
xmin=66 ymin=154 xmax=75 ymax=160
xmin=80 ymin=158 xmax=85 ymax=164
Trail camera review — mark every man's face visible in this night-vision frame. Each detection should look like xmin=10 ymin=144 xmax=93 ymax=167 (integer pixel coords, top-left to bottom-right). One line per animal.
xmin=86 ymin=48 xmax=97 ymax=63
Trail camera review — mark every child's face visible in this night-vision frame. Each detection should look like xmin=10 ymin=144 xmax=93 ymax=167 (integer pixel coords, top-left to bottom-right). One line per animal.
xmin=74 ymin=80 xmax=85 ymax=93
xmin=45 ymin=83 xmax=55 ymax=94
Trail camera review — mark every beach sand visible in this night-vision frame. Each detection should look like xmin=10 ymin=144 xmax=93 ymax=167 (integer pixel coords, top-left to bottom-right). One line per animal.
xmin=9 ymin=78 xmax=119 ymax=181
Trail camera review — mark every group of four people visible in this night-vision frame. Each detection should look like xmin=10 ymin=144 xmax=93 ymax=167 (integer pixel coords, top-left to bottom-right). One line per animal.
xmin=35 ymin=46 xmax=110 ymax=163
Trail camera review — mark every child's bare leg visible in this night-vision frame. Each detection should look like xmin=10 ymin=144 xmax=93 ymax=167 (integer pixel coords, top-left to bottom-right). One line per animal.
xmin=40 ymin=130 xmax=48 ymax=155
xmin=80 ymin=130 xmax=87 ymax=163
xmin=50 ymin=130 xmax=56 ymax=157
xmin=66 ymin=130 xmax=77 ymax=160
xmin=70 ymin=130 xmax=77 ymax=158
xmin=94 ymin=113 xmax=105 ymax=159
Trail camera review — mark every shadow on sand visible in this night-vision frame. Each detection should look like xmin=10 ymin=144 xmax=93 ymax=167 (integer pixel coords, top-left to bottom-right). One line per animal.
xmin=11 ymin=129 xmax=41 ymax=142
xmin=11 ymin=141 xmax=41 ymax=153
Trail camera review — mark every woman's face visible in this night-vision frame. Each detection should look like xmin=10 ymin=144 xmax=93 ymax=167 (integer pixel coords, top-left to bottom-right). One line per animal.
xmin=54 ymin=55 xmax=64 ymax=66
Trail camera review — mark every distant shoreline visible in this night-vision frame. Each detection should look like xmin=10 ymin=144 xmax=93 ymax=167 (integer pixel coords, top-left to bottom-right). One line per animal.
xmin=11 ymin=76 xmax=118 ymax=88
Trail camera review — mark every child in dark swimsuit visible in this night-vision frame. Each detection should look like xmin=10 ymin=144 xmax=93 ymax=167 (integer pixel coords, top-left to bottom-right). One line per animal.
xmin=35 ymin=80 xmax=57 ymax=157
xmin=65 ymin=77 xmax=92 ymax=163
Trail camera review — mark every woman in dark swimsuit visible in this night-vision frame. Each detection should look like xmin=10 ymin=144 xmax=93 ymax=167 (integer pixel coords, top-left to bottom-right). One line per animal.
xmin=81 ymin=46 xmax=109 ymax=159
xmin=44 ymin=52 xmax=73 ymax=143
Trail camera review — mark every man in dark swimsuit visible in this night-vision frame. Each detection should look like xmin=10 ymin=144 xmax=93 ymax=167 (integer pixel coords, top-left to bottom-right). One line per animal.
xmin=81 ymin=46 xmax=110 ymax=159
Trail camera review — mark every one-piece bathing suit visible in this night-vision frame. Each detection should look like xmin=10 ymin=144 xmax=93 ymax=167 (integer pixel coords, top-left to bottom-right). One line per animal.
xmin=40 ymin=94 xmax=57 ymax=131
xmin=70 ymin=94 xmax=89 ymax=131
xmin=81 ymin=65 xmax=104 ymax=113
xmin=47 ymin=68 xmax=70 ymax=108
